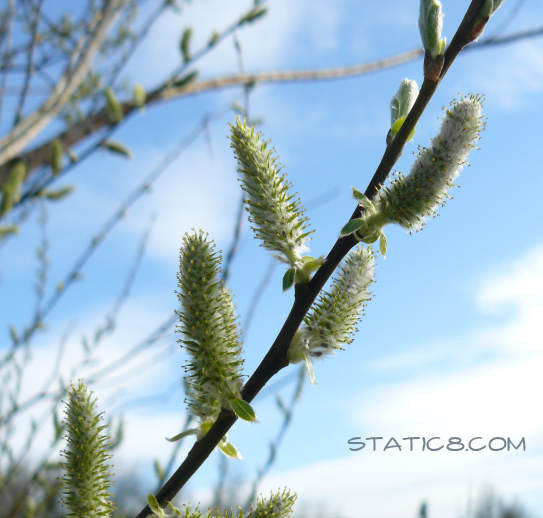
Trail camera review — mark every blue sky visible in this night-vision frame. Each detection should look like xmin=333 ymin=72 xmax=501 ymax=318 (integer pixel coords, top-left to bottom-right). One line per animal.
xmin=1 ymin=1 xmax=543 ymax=517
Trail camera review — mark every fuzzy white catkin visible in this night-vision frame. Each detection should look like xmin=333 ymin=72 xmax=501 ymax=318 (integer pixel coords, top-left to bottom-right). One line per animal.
xmin=374 ymin=94 xmax=484 ymax=231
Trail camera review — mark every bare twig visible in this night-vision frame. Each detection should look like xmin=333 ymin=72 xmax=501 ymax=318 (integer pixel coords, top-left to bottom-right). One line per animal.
xmin=12 ymin=0 xmax=44 ymax=127
xmin=4 ymin=23 xmax=543 ymax=193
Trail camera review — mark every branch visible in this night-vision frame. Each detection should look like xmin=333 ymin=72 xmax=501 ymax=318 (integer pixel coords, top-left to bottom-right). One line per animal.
xmin=0 ymin=0 xmax=127 ymax=167
xmin=3 ymin=23 xmax=543 ymax=193
xmin=134 ymin=1 xmax=491 ymax=516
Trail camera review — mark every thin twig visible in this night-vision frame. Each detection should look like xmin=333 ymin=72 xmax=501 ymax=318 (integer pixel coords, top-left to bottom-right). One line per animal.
xmin=12 ymin=0 xmax=44 ymax=127
xmin=5 ymin=22 xmax=543 ymax=191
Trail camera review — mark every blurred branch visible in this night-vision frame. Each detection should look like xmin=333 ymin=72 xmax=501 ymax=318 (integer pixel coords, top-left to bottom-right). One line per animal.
xmin=4 ymin=22 xmax=543 ymax=196
xmin=12 ymin=0 xmax=44 ymax=127
xmin=0 ymin=0 xmax=15 ymax=123
xmin=0 ymin=0 xmax=128 ymax=166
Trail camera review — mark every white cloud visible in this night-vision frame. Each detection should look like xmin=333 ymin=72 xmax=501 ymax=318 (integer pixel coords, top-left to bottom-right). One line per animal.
xmin=1 ymin=295 xmax=185 ymax=471
xmin=133 ymin=0 xmax=347 ymax=83
xmin=121 ymin=144 xmax=240 ymax=263
xmin=256 ymin=242 xmax=543 ymax=518
xmin=470 ymin=42 xmax=543 ymax=110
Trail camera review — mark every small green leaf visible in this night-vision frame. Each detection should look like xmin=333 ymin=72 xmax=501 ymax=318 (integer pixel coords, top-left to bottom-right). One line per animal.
xmin=132 ymin=83 xmax=146 ymax=107
xmin=165 ymin=428 xmax=199 ymax=442
xmin=0 ymin=225 xmax=18 ymax=237
xmin=180 ymin=27 xmax=193 ymax=63
xmin=379 ymin=232 xmax=387 ymax=258
xmin=171 ymin=70 xmax=198 ymax=89
xmin=50 ymin=139 xmax=63 ymax=176
xmin=199 ymin=420 xmax=213 ymax=436
xmin=391 ymin=116 xmax=416 ymax=141
xmin=104 ymin=87 xmax=123 ymax=123
xmin=231 ymin=397 xmax=256 ymax=422
xmin=1 ymin=161 xmax=26 ymax=217
xmin=147 ymin=494 xmax=162 ymax=514
xmin=101 ymin=140 xmax=132 ymax=158
xmin=241 ymin=6 xmax=267 ymax=24
xmin=340 ymin=218 xmax=363 ymax=236
xmin=218 ymin=441 xmax=242 ymax=459
xmin=44 ymin=186 xmax=74 ymax=200
xmin=282 ymin=268 xmax=295 ymax=291
xmin=303 ymin=353 xmax=316 ymax=385
xmin=352 ymin=188 xmax=375 ymax=211
xmin=208 ymin=31 xmax=220 ymax=46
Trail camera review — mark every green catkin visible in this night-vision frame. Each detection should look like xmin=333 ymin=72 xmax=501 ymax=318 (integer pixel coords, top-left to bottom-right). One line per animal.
xmin=229 ymin=117 xmax=312 ymax=270
xmin=247 ymin=489 xmax=297 ymax=518
xmin=177 ymin=231 xmax=244 ymax=422
xmin=61 ymin=381 xmax=114 ymax=518
xmin=147 ymin=489 xmax=296 ymax=518
xmin=288 ymin=245 xmax=375 ymax=384
xmin=302 ymin=245 xmax=375 ymax=356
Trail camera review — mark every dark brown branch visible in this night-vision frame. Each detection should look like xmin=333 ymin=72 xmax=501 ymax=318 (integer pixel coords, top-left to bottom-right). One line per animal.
xmin=134 ymin=1 xmax=490 ymax=516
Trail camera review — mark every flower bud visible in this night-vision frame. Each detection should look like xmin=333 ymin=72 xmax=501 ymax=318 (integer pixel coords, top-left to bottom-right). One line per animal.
xmin=389 ymin=79 xmax=419 ymax=141
xmin=471 ymin=0 xmax=505 ymax=41
xmin=419 ymin=0 xmax=446 ymax=59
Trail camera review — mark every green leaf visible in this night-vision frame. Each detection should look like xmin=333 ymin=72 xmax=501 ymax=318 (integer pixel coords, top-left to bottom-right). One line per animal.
xmin=147 ymin=494 xmax=162 ymax=514
xmin=180 ymin=27 xmax=193 ymax=63
xmin=352 ymin=188 xmax=375 ymax=211
xmin=165 ymin=428 xmax=199 ymax=442
xmin=282 ymin=267 xmax=295 ymax=291
xmin=231 ymin=397 xmax=256 ymax=422
xmin=44 ymin=186 xmax=74 ymax=201
xmin=241 ymin=6 xmax=267 ymax=24
xmin=171 ymin=70 xmax=199 ymax=89
xmin=50 ymin=139 xmax=63 ymax=176
xmin=0 ymin=225 xmax=18 ymax=237
xmin=303 ymin=353 xmax=316 ymax=385
xmin=1 ymin=161 xmax=26 ymax=217
xmin=391 ymin=116 xmax=416 ymax=141
xmin=132 ymin=83 xmax=146 ymax=107
xmin=218 ymin=441 xmax=242 ymax=459
xmin=101 ymin=140 xmax=132 ymax=158
xmin=104 ymin=87 xmax=123 ymax=123
xmin=208 ymin=31 xmax=220 ymax=47
xmin=379 ymin=232 xmax=387 ymax=258
xmin=340 ymin=218 xmax=363 ymax=236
